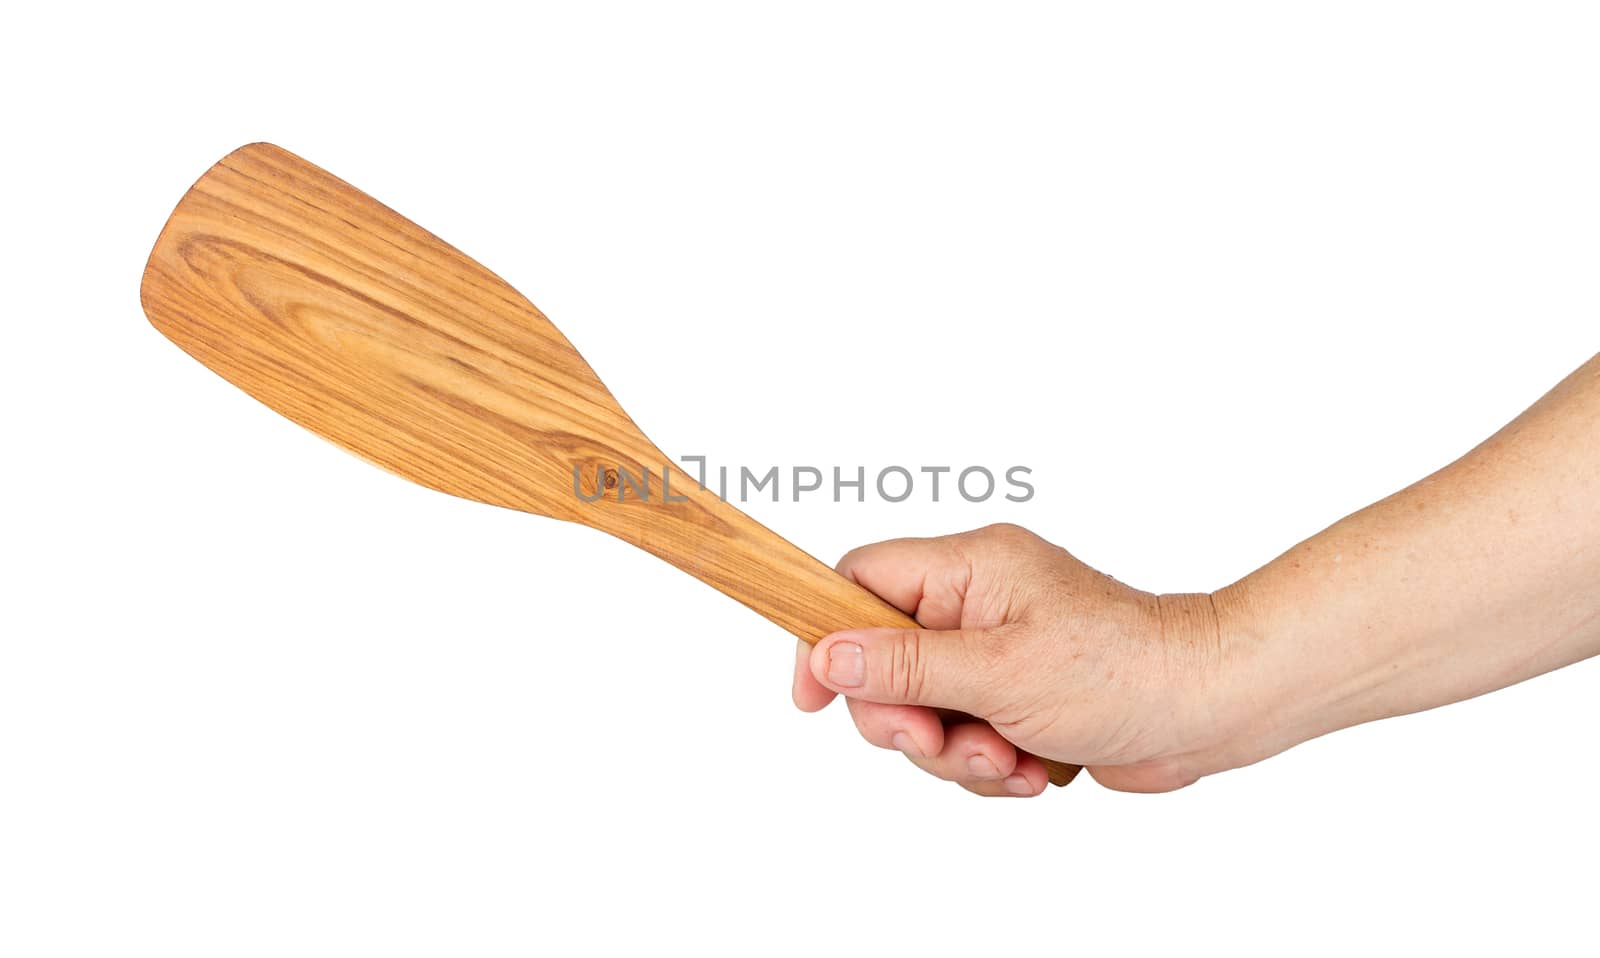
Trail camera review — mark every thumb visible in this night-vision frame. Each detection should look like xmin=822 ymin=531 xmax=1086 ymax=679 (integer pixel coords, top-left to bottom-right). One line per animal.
xmin=810 ymin=627 xmax=995 ymax=713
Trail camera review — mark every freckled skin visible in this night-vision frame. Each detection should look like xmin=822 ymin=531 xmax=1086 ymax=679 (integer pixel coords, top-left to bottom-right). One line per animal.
xmin=793 ymin=353 xmax=1600 ymax=795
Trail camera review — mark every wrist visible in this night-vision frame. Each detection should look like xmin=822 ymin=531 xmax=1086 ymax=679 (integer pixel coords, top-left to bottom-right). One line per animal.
xmin=1152 ymin=580 xmax=1355 ymax=775
xmin=1204 ymin=573 xmax=1397 ymax=770
xmin=1205 ymin=580 xmax=1303 ymax=763
xmin=1150 ymin=591 xmax=1234 ymax=756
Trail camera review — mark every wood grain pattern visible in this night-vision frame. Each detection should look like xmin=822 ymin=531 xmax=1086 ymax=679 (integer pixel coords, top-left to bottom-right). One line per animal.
xmin=140 ymin=143 xmax=1081 ymax=787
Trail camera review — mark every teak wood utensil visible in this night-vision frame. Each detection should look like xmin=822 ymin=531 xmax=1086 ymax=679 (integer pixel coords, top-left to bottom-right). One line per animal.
xmin=140 ymin=143 xmax=1081 ymax=787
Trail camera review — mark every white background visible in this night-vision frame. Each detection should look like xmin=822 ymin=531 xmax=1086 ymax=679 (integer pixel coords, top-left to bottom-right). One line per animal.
xmin=3 ymin=2 xmax=1597 ymax=955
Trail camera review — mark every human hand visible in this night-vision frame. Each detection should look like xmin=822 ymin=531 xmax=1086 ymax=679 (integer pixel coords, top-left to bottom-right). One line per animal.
xmin=792 ymin=523 xmax=1250 ymax=796
xmin=794 ymin=357 xmax=1600 ymax=798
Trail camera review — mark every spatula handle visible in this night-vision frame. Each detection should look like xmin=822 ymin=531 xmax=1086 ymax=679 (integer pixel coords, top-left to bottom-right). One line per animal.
xmin=588 ymin=463 xmax=1082 ymax=788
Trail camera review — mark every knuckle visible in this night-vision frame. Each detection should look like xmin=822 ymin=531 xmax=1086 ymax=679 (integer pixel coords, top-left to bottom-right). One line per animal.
xmin=889 ymin=629 xmax=928 ymax=702
xmin=979 ymin=522 xmax=1033 ymax=547
xmin=833 ymin=543 xmax=872 ymax=575
xmin=835 ymin=536 xmax=910 ymax=576
xmin=960 ymin=523 xmax=1043 ymax=570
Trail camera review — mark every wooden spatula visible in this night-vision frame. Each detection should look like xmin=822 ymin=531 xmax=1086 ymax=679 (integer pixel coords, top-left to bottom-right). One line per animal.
xmin=140 ymin=143 xmax=1080 ymax=787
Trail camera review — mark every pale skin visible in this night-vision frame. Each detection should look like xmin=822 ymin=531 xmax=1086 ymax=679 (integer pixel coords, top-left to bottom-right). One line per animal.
xmin=793 ymin=352 xmax=1600 ymax=797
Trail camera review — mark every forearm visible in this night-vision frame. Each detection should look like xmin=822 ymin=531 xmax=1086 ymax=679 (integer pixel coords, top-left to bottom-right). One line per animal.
xmin=1216 ymin=353 xmax=1600 ymax=759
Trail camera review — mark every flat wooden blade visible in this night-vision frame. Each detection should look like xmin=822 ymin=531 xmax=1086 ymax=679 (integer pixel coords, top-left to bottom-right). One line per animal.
xmin=140 ymin=142 xmax=653 ymax=521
